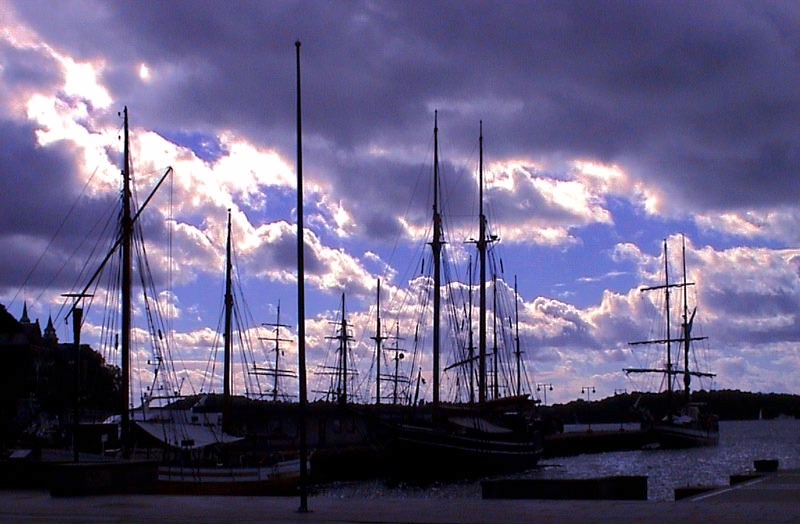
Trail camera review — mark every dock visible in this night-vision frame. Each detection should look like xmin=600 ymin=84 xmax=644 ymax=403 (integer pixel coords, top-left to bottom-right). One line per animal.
xmin=1 ymin=469 xmax=799 ymax=524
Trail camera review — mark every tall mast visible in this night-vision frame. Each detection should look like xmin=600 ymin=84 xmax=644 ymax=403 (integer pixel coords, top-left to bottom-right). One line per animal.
xmin=514 ymin=275 xmax=521 ymax=398
xmin=223 ymin=210 xmax=233 ymax=433
xmin=392 ymin=324 xmax=402 ymax=405
xmin=273 ymin=303 xmax=283 ymax=401
xmin=275 ymin=303 xmax=293 ymax=402
xmin=273 ymin=304 xmax=281 ymax=400
xmin=492 ymin=272 xmax=499 ymax=400
xmin=624 ymin=237 xmax=713 ymax=410
xmin=468 ymin=256 xmax=475 ymax=404
xmin=478 ymin=121 xmax=487 ymax=405
xmin=74 ymin=110 xmax=170 ymax=460
xmin=337 ymin=294 xmax=350 ymax=405
xmin=431 ymin=111 xmax=442 ymax=412
xmin=320 ymin=296 xmax=354 ymax=404
xmin=371 ymin=279 xmax=388 ymax=406
xmin=663 ymin=240 xmax=673 ymax=414
xmin=262 ymin=302 xmax=292 ymax=402
xmin=339 ymin=293 xmax=347 ymax=404
xmin=120 ymin=106 xmax=132 ymax=458
xmin=677 ymin=236 xmax=712 ymax=399
xmin=681 ymin=235 xmax=691 ymax=405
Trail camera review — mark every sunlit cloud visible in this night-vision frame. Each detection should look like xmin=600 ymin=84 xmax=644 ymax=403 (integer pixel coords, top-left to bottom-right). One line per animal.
xmin=139 ymin=63 xmax=151 ymax=82
xmin=2 ymin=1 xmax=800 ymax=406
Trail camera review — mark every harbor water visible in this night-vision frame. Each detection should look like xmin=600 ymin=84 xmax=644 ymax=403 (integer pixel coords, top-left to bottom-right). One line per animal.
xmin=318 ymin=418 xmax=800 ymax=501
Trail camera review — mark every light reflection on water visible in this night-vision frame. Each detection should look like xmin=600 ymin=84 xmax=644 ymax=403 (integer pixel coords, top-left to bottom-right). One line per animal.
xmin=317 ymin=419 xmax=800 ymax=501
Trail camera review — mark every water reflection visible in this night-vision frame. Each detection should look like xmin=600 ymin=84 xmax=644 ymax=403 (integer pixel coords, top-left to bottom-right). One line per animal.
xmin=317 ymin=419 xmax=800 ymax=501
xmin=533 ymin=419 xmax=800 ymax=500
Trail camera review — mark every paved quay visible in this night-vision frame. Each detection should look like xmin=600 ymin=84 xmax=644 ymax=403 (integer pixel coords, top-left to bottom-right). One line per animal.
xmin=1 ymin=470 xmax=799 ymax=524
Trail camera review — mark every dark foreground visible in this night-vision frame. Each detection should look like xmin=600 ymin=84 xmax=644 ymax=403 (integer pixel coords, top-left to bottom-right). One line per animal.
xmin=1 ymin=470 xmax=799 ymax=524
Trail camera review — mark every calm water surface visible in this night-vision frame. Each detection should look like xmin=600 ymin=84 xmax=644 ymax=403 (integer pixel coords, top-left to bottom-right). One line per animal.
xmin=318 ymin=419 xmax=800 ymax=501
xmin=533 ymin=419 xmax=800 ymax=500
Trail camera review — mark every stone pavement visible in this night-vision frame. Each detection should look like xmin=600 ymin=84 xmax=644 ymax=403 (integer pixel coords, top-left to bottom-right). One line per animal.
xmin=1 ymin=470 xmax=798 ymax=524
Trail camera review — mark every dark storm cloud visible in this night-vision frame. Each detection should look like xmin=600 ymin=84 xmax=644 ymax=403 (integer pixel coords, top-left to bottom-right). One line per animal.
xmin=0 ymin=119 xmax=120 ymax=290
xmin=704 ymin=286 xmax=800 ymax=346
xmin=323 ymin=150 xmax=466 ymax=242
xmin=0 ymin=40 xmax=62 ymax=96
xmin=7 ymin=0 xmax=800 ymax=401
xmin=9 ymin=0 xmax=800 ymax=224
xmin=0 ymin=120 xmax=93 ymax=235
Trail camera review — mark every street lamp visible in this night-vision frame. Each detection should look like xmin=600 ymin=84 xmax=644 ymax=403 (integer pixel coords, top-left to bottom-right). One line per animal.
xmin=615 ymin=388 xmax=627 ymax=430
xmin=581 ymin=386 xmax=596 ymax=432
xmin=536 ymin=383 xmax=553 ymax=406
xmin=63 ymin=292 xmax=92 ymax=463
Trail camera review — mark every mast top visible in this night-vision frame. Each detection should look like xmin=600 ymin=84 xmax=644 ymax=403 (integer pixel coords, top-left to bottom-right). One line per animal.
xmin=432 ymin=110 xmax=440 ymax=214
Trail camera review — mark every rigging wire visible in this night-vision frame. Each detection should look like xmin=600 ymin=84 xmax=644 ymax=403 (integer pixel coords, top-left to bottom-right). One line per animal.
xmin=12 ymin=164 xmax=104 ymax=310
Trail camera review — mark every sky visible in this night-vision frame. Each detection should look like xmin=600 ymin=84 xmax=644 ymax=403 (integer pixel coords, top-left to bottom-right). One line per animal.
xmin=1 ymin=1 xmax=799 ymax=407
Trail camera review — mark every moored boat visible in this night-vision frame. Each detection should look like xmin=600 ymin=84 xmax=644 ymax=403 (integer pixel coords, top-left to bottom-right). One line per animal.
xmin=384 ymin=113 xmax=543 ymax=479
xmin=157 ymin=459 xmax=302 ymax=496
xmin=624 ymin=236 xmax=718 ymax=448
xmin=76 ymin=116 xmax=304 ymax=494
xmin=646 ymin=402 xmax=718 ymax=448
xmin=146 ymin=212 xmax=305 ymax=494
xmin=390 ymin=404 xmax=542 ymax=479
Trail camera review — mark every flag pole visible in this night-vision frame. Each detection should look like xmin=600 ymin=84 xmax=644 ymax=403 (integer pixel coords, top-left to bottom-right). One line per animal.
xmin=295 ymin=40 xmax=309 ymax=514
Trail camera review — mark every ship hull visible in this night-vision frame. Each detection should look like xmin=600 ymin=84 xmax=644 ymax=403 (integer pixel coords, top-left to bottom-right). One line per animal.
xmin=157 ymin=460 xmax=301 ymax=496
xmin=388 ymin=423 xmax=543 ymax=480
xmin=650 ymin=423 xmax=719 ymax=449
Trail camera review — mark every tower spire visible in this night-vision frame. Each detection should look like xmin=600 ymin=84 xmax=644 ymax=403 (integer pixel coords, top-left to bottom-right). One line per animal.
xmin=44 ymin=314 xmax=58 ymax=345
xmin=20 ymin=301 xmax=30 ymax=323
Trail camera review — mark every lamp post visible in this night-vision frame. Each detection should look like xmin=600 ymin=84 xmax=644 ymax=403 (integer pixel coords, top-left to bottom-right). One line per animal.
xmin=581 ymin=386 xmax=596 ymax=432
xmin=581 ymin=385 xmax=596 ymax=400
xmin=615 ymin=388 xmax=627 ymax=431
xmin=63 ymin=292 xmax=92 ymax=463
xmin=536 ymin=383 xmax=553 ymax=407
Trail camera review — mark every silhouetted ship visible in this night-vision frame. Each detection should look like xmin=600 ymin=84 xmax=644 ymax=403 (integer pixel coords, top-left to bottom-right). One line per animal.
xmin=67 ymin=111 xmax=304 ymax=494
xmin=31 ymin=109 xmax=542 ymax=491
xmin=624 ymin=236 xmax=719 ymax=448
xmin=139 ymin=212 xmax=302 ymax=495
xmin=383 ymin=113 xmax=543 ymax=480
xmin=132 ymin=215 xmax=383 ymax=491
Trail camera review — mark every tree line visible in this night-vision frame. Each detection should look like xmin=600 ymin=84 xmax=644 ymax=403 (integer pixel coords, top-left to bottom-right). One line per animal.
xmin=543 ymin=389 xmax=800 ymax=426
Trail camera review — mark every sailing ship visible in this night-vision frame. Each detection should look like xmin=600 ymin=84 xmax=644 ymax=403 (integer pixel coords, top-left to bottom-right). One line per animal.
xmin=371 ymin=279 xmax=414 ymax=408
xmin=297 ymin=293 xmax=386 ymax=481
xmin=146 ymin=211 xmax=303 ymax=495
xmin=68 ymin=110 xmax=302 ymax=494
xmin=624 ymin=236 xmax=719 ymax=448
xmin=385 ymin=113 xmax=543 ymax=479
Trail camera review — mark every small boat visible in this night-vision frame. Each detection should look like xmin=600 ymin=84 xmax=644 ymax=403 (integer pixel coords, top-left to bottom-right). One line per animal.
xmin=145 ymin=212 xmax=304 ymax=494
xmin=157 ymin=458 xmax=302 ymax=496
xmin=624 ymin=236 xmax=719 ymax=448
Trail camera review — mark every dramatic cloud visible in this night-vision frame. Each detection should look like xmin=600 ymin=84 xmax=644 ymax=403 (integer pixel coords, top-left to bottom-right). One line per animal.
xmin=1 ymin=1 xmax=799 ymax=404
